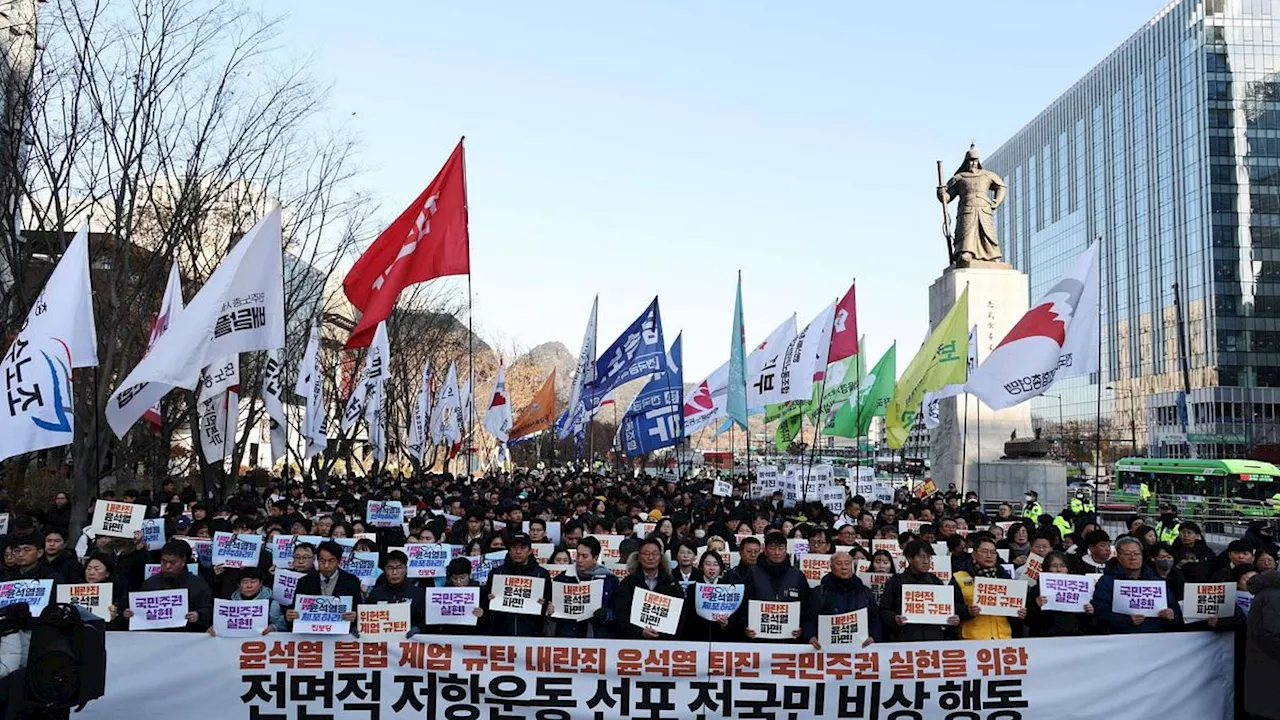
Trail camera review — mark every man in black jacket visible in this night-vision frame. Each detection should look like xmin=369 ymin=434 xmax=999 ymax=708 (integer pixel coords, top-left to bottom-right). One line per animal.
xmin=1 ymin=534 xmax=60 ymax=585
xmin=803 ymin=551 xmax=882 ymax=648
xmin=129 ymin=539 xmax=214 ymax=632
xmin=366 ymin=550 xmax=425 ymax=636
xmin=286 ymin=541 xmax=361 ymax=627
xmin=737 ymin=531 xmax=809 ymax=642
xmin=482 ymin=533 xmax=551 ymax=637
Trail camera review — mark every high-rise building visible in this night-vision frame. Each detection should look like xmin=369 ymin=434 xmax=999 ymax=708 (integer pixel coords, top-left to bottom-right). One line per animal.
xmin=986 ymin=0 xmax=1280 ymax=462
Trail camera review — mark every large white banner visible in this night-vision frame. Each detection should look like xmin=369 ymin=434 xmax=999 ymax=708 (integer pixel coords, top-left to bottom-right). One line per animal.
xmin=90 ymin=633 xmax=1232 ymax=719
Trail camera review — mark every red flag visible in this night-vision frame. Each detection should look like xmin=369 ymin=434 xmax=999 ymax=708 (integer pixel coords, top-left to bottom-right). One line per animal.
xmin=827 ymin=283 xmax=858 ymax=364
xmin=343 ymin=139 xmax=470 ymax=348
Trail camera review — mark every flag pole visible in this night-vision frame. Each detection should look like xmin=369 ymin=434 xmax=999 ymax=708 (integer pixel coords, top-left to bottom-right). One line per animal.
xmin=1094 ymin=235 xmax=1105 ymax=507
xmin=461 ymin=136 xmax=474 ymax=479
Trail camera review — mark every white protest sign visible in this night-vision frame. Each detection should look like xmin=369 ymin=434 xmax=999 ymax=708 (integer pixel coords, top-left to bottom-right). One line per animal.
xmin=492 ymin=575 xmax=545 ymax=616
xmin=211 ymin=532 xmax=264 ymax=569
xmin=748 ymin=599 xmax=800 ymax=640
xmin=293 ymin=595 xmax=352 ymax=634
xmin=928 ymin=554 xmax=952 ymax=583
xmin=818 ymin=608 xmax=868 ymax=647
xmin=1112 ymin=580 xmax=1167 ymax=616
xmin=406 ymin=543 xmax=452 ymax=579
xmin=1024 ymin=553 xmax=1045 ymax=583
xmin=423 ymin=587 xmax=480 ymax=625
xmin=1039 ymin=573 xmax=1095 ymax=613
xmin=630 ymin=589 xmax=682 ymax=635
xmin=1183 ymin=582 xmax=1237 ymax=620
xmin=141 ymin=518 xmax=166 ymax=551
xmin=585 ymin=535 xmax=625 ymax=564
xmin=693 ymin=583 xmax=744 ymax=622
xmin=269 ymin=535 xmax=323 ymax=566
xmin=858 ymin=572 xmax=892 ymax=601
xmin=90 ymin=500 xmax=145 ymax=539
xmin=214 ymin=599 xmax=269 ymax=637
xmin=799 ymin=554 xmax=832 ymax=587
xmin=357 ymin=603 xmax=411 ymax=640
xmin=469 ymin=551 xmax=507 ymax=583
xmin=713 ymin=479 xmax=733 ymax=497
xmin=530 ymin=544 xmax=555 ymax=565
xmin=543 ymin=565 xmax=575 ymax=579
xmin=974 ymin=577 xmax=1027 ymax=618
xmin=901 ymin=585 xmax=954 ymax=625
xmin=821 ymin=485 xmax=847 ymax=515
xmin=129 ymin=589 xmax=188 ymax=630
xmin=366 ymin=501 xmax=404 ymax=527
xmin=341 ymin=551 xmax=380 ymax=587
xmin=0 ymin=579 xmax=54 ymax=615
xmin=997 ymin=549 xmax=1010 ymax=562
xmin=57 ymin=582 xmax=113 ymax=621
xmin=550 ymin=580 xmax=603 ymax=620
xmin=273 ymin=568 xmax=305 ymax=606
xmin=0 ymin=513 xmax=8 ymax=535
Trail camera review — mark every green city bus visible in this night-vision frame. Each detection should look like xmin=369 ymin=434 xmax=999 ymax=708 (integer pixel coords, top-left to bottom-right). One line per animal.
xmin=1113 ymin=457 xmax=1280 ymax=515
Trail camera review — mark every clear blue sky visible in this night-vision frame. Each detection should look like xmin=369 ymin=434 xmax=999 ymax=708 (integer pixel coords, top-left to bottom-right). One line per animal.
xmin=273 ymin=0 xmax=1166 ymax=381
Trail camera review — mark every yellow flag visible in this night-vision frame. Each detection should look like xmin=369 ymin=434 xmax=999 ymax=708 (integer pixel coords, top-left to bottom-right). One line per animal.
xmin=884 ymin=288 xmax=969 ymax=449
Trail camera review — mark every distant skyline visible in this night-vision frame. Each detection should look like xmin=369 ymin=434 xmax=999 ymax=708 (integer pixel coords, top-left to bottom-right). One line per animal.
xmin=271 ymin=1 xmax=1168 ymax=380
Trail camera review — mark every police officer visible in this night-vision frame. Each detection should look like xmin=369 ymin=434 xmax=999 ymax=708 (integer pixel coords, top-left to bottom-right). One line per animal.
xmin=1021 ymin=490 xmax=1044 ymax=521
xmin=1069 ymin=489 xmax=1095 ymax=516
xmin=1156 ymin=503 xmax=1182 ymax=545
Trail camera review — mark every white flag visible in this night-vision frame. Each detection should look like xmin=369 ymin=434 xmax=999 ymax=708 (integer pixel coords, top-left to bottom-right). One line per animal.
xmin=0 ymin=226 xmax=99 ymax=462
xmin=745 ymin=314 xmax=798 ymax=408
xmin=459 ymin=377 xmax=474 ymax=437
xmin=261 ymin=349 xmax=287 ymax=463
xmin=142 ymin=261 xmax=184 ymax=429
xmin=224 ymin=388 xmax=240 ymax=462
xmin=430 ymin=362 xmax=461 ymax=446
xmin=776 ymin=301 xmax=836 ymax=404
xmin=406 ymin=360 xmax=432 ymax=462
xmin=107 ymin=209 xmax=285 ymax=437
xmin=196 ymin=357 xmax=238 ymax=465
xmin=340 ymin=321 xmax=389 ymax=433
xmin=560 ymin=296 xmax=598 ymax=440
xmin=922 ymin=392 xmax=941 ymax=430
xmin=483 ymin=361 xmax=513 ymax=443
xmin=967 ymin=242 xmax=1101 ymax=410
xmin=294 ymin=324 xmax=326 ymax=460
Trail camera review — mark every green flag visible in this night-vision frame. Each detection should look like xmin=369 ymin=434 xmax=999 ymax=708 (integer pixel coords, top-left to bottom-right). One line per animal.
xmin=826 ymin=343 xmax=896 ymax=438
xmin=727 ymin=272 xmax=748 ymax=430
xmin=884 ymin=288 xmax=970 ymax=449
xmin=774 ymin=412 xmax=803 ymax=453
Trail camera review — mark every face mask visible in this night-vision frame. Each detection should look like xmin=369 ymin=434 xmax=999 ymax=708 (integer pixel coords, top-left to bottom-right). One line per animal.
xmin=1156 ymin=558 xmax=1174 ymax=572
xmin=693 ymin=529 xmax=706 ymax=539
xmin=1160 ymin=513 xmax=1174 ymax=522
xmin=1024 ymin=495 xmax=1033 ymax=503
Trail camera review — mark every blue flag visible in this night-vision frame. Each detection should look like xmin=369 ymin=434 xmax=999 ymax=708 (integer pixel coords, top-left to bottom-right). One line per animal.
xmin=619 ymin=334 xmax=683 ymax=456
xmin=592 ymin=297 xmax=667 ymax=398
xmin=726 ymin=273 xmax=748 ymax=430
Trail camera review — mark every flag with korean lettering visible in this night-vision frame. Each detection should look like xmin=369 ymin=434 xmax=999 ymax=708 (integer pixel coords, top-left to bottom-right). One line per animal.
xmin=261 ymin=349 xmax=287 ymax=463
xmin=407 ymin=359 xmax=432 ymax=461
xmin=618 ymin=333 xmax=683 ymax=456
xmin=107 ymin=209 xmax=284 ymax=437
xmin=775 ymin=300 xmax=835 ymax=403
xmin=884 ymin=287 xmax=969 ymax=449
xmin=340 ymin=320 xmax=389 ymax=433
xmin=558 ymin=296 xmax=597 ymax=441
xmin=967 ymin=241 xmax=1100 ymax=410
xmin=0 ymin=226 xmax=98 ymax=462
xmin=745 ymin=314 xmax=798 ymax=410
xmin=196 ymin=357 xmax=238 ymax=465
xmin=592 ymin=297 xmax=667 ymax=400
xmin=294 ymin=323 xmax=327 ymax=460
xmin=429 ymin=362 xmax=462 ymax=446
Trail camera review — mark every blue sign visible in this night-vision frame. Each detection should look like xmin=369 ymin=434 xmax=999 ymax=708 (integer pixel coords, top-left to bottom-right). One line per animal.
xmin=619 ymin=334 xmax=683 ymax=456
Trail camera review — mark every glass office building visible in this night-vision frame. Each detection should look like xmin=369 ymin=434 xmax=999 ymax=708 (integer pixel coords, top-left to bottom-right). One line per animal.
xmin=986 ymin=0 xmax=1280 ymax=462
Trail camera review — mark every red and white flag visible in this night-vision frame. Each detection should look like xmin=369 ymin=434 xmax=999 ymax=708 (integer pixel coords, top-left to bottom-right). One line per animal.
xmin=827 ymin=283 xmax=859 ymax=365
xmin=483 ymin=361 xmax=512 ymax=443
xmin=343 ymin=139 xmax=469 ymax=348
xmin=143 ymin=262 xmax=184 ymax=430
xmin=966 ymin=242 xmax=1100 ymax=410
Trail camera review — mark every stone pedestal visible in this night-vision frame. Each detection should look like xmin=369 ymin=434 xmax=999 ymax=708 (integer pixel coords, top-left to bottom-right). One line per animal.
xmin=928 ymin=267 xmax=1034 ymax=494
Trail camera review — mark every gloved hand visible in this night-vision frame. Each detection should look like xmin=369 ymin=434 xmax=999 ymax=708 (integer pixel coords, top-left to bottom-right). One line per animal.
xmin=591 ymin=608 xmax=609 ymax=624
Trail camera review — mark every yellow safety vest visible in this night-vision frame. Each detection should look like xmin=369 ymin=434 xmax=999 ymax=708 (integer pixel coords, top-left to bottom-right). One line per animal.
xmin=1053 ymin=515 xmax=1073 ymax=538
xmin=1022 ymin=502 xmax=1043 ymax=520
xmin=1157 ymin=522 xmax=1180 ymax=545
xmin=1139 ymin=483 xmax=1152 ymax=501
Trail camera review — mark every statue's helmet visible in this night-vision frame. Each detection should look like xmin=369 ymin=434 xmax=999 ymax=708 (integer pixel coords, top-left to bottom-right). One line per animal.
xmin=964 ymin=144 xmax=981 ymax=166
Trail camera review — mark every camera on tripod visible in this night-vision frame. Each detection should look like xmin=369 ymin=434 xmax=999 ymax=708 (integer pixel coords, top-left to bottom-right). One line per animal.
xmin=0 ymin=602 xmax=106 ymax=719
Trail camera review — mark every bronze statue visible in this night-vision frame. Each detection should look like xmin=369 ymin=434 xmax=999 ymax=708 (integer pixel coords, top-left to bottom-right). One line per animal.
xmin=937 ymin=145 xmax=1006 ymax=267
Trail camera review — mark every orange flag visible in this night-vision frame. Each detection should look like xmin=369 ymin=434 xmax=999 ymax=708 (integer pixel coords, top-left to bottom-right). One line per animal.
xmin=510 ymin=373 xmax=556 ymax=441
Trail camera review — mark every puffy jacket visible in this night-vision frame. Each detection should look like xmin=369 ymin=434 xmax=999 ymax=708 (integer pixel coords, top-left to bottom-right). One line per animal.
xmin=614 ymin=568 xmax=684 ymax=640
xmin=1091 ymin=564 xmax=1179 ymax=634
xmin=953 ymin=566 xmax=1019 ymax=640
xmin=803 ymin=573 xmax=882 ymax=644
xmin=481 ymin=557 xmax=551 ymax=637
xmin=552 ymin=563 xmax=618 ymax=639
xmin=1245 ymin=570 xmax=1280 ymax=719
xmin=40 ymin=551 xmax=81 ymax=585
xmin=232 ymin=585 xmax=288 ymax=633
xmin=734 ymin=558 xmax=810 ymax=643
xmin=878 ymin=568 xmax=963 ymax=643
xmin=139 ymin=569 xmax=214 ymax=632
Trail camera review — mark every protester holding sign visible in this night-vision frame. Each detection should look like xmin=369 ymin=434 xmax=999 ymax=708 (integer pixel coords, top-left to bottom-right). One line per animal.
xmin=953 ymin=535 xmax=1025 ymax=640
xmin=422 ymin=558 xmax=485 ymax=636
xmin=208 ymin=567 xmax=282 ymax=635
xmin=1245 ymin=570 xmax=1280 ymax=719
xmin=803 ymin=551 xmax=880 ymax=648
xmin=1093 ymin=537 xmax=1178 ymax=633
xmin=551 ymin=536 xmax=617 ymax=639
xmin=879 ymin=540 xmax=962 ymax=642
xmin=1026 ymin=553 xmax=1095 ymax=637
xmin=285 ymin=541 xmax=361 ymax=628
xmin=615 ymin=537 xmax=684 ymax=639
xmin=736 ymin=531 xmax=808 ymax=642
xmin=363 ymin=550 xmax=425 ymax=636
xmin=680 ymin=551 xmax=741 ymax=642
xmin=482 ymin=533 xmax=551 ymax=637
xmin=127 ymin=540 xmax=212 ymax=632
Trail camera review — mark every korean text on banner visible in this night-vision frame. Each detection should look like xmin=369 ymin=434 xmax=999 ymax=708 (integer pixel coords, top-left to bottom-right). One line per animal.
xmin=747 ymin=600 xmax=799 ymax=640
xmin=90 ymin=500 xmax=146 ymax=539
xmin=1024 ymin=553 xmax=1044 ymax=583
xmin=358 ymin=603 xmax=410 ymax=641
xmin=1039 ymin=573 xmax=1094 ymax=613
xmin=366 ymin=501 xmax=404 ymax=528
xmin=799 ymin=554 xmax=832 ymax=587
xmin=693 ymin=583 xmax=744 ymax=622
xmin=817 ymin=608 xmax=868 ymax=648
xmin=974 ymin=577 xmax=1027 ymax=618
xmin=492 ymin=575 xmax=545 ymax=616
xmin=293 ymin=595 xmax=352 ymax=635
xmin=551 ymin=580 xmax=602 ymax=620
xmin=214 ymin=599 xmax=269 ymax=637
xmin=1183 ymin=582 xmax=1237 ymax=620
xmin=129 ymin=589 xmax=188 ymax=630
xmin=901 ymin=585 xmax=954 ymax=625
xmin=56 ymin=583 xmax=112 ymax=621
xmin=630 ymin=589 xmax=682 ymax=635
xmin=0 ymin=579 xmax=54 ymax=615
xmin=141 ymin=518 xmax=165 ymax=551
xmin=406 ymin=544 xmax=452 ymax=579
xmin=273 ymin=569 xmax=305 ymax=606
xmin=211 ymin=532 xmax=264 ymax=569
xmin=423 ymin=587 xmax=480 ymax=626
xmin=1112 ymin=580 xmax=1168 ymax=615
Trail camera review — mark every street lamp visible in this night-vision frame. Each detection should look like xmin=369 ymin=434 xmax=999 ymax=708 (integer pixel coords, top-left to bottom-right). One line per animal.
xmin=1105 ymin=385 xmax=1139 ymax=456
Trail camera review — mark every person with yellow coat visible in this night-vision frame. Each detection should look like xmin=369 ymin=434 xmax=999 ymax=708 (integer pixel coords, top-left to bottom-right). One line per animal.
xmin=953 ymin=535 xmax=1026 ymax=640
